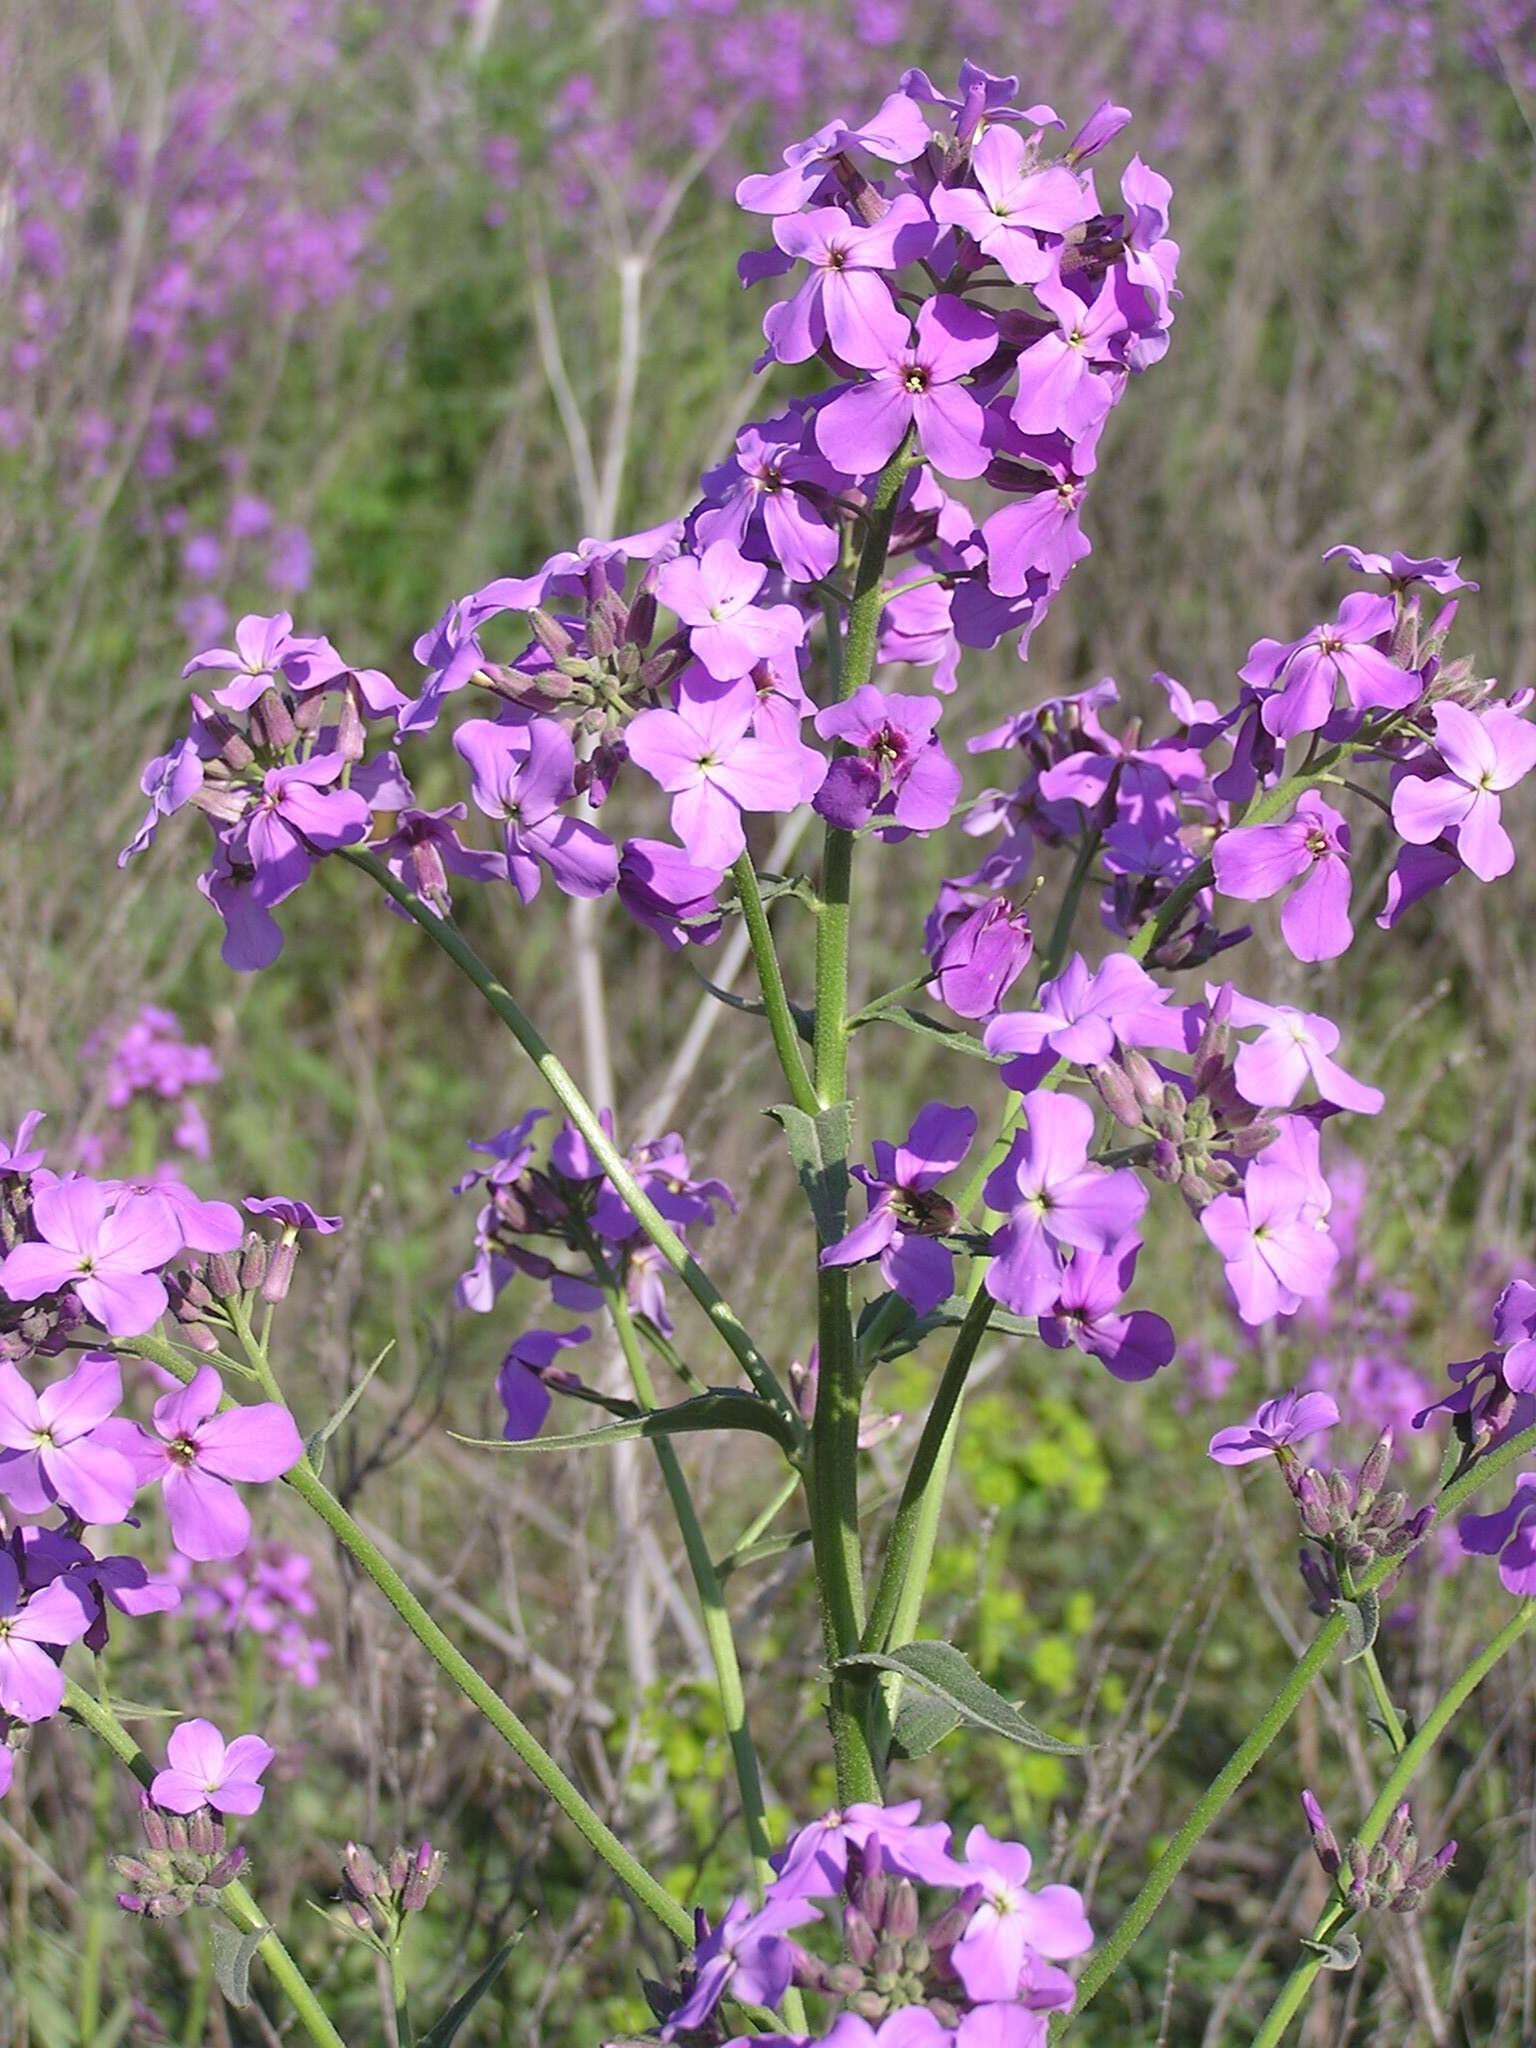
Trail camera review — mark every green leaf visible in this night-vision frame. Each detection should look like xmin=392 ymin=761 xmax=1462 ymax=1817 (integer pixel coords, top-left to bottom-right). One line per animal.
xmin=1300 ymin=1929 xmax=1361 ymax=1972
xmin=209 ymin=1919 xmax=267 ymax=2008
xmin=887 ymin=1692 xmax=964 ymax=1761
xmin=713 ymin=1526 xmax=814 ymax=1581
xmin=305 ymin=1340 xmax=394 ymax=1477
xmin=418 ymin=1931 xmax=524 ymax=2048
xmin=452 ymin=1388 xmax=797 ymax=1456
xmin=766 ymin=1101 xmax=852 ymax=1244
xmin=1338 ymin=1589 xmax=1380 ymax=1664
xmin=848 ymin=1005 xmax=1003 ymax=1061
xmin=837 ymin=1640 xmax=1081 ymax=1754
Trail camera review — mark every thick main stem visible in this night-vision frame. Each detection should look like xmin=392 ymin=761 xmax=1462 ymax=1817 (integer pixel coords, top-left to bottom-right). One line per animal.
xmin=124 ymin=1330 xmax=693 ymax=1947
xmin=61 ymin=1680 xmax=348 ymax=2048
xmin=730 ymin=850 xmax=818 ymax=1117
xmin=806 ymin=441 xmax=913 ymax=1807
xmin=1248 ymin=1601 xmax=1536 ymax=2048
xmin=341 ymin=848 xmax=800 ymax=1447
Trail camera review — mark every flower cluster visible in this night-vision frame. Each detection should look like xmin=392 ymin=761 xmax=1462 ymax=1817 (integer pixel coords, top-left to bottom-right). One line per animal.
xmin=631 ymin=1804 xmax=1090 ymax=2048
xmin=1300 ymin=1792 xmax=1454 ymax=1919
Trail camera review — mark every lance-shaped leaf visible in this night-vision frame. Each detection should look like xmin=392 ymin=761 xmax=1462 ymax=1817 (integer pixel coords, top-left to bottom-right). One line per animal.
xmin=418 ymin=1931 xmax=524 ymax=2048
xmin=767 ymin=1100 xmax=852 ymax=1244
xmin=838 ymin=1639 xmax=1081 ymax=1754
xmin=453 ymin=1387 xmax=799 ymax=1457
xmin=848 ymin=1004 xmax=1004 ymax=1061
xmin=209 ymin=1920 xmax=268 ymax=2009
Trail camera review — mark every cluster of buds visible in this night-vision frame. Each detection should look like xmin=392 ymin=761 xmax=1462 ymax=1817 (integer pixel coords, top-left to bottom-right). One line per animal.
xmin=790 ymin=1839 xmax=980 ymax=2027
xmin=0 ymin=1177 xmax=84 ymax=1363
xmin=163 ymin=1230 xmax=291 ymax=1354
xmin=113 ymin=1794 xmax=247 ymax=1918
xmin=1289 ymin=1429 xmax=1434 ymax=1613
xmin=329 ymin=1840 xmax=445 ymax=1954
xmin=1302 ymin=1793 xmax=1456 ymax=1917
xmin=1092 ymin=1002 xmax=1277 ymax=1211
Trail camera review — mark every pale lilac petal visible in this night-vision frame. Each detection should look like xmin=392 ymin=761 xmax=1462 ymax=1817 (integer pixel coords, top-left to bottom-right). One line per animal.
xmin=163 ymin=1465 xmax=252 ymax=1561
xmin=195 ymin=1404 xmax=305 ymax=1483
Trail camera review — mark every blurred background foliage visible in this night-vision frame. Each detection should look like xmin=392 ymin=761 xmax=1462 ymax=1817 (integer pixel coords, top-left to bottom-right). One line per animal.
xmin=2 ymin=0 xmax=1536 ymax=2042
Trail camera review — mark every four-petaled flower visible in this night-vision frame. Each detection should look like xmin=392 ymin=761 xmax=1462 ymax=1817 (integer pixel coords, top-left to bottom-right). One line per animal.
xmin=1200 ymin=1124 xmax=1338 ymax=1326
xmin=1459 ymin=1473 xmax=1536 ymax=1597
xmin=1211 ymin=790 xmax=1353 ymax=963
xmin=1207 ymin=1388 xmax=1341 ymax=1465
xmin=931 ymin=127 xmax=1093 ymax=282
xmin=151 ymin=1717 xmax=274 ymax=1815
xmin=984 ymin=1091 xmax=1148 ymax=1316
xmin=1242 ymin=592 xmax=1416 ymax=740
xmin=117 ymin=1366 xmax=305 ymax=1561
xmin=1391 ymin=701 xmax=1536 ymax=882
xmin=814 ymin=685 xmax=962 ymax=835
xmin=0 ymin=1179 xmax=181 ymax=1337
xmin=626 ymin=675 xmax=808 ymax=868
xmin=821 ymin=1103 xmax=977 ymax=1315
xmin=0 ymin=1353 xmax=139 ymax=1525
xmin=0 ymin=1549 xmax=90 ymax=1723
xmin=950 ymin=1824 xmax=1094 ymax=2003
xmin=817 ymin=295 xmax=997 ymax=481
xmin=454 ymin=717 xmax=617 ymax=902
xmin=1223 ymin=991 xmax=1383 ymax=1114
xmin=656 ymin=541 xmax=806 ymax=682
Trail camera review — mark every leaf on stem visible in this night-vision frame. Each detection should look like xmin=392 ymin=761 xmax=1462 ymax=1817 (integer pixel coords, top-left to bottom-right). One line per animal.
xmin=767 ymin=1100 xmax=853 ymax=1244
xmin=1300 ymin=1929 xmax=1361 ymax=1972
xmin=451 ymin=1388 xmax=799 ymax=1456
xmin=305 ymin=1341 xmax=394 ymax=1477
xmin=848 ymin=1005 xmax=1004 ymax=1061
xmin=837 ymin=1640 xmax=1081 ymax=1754
xmin=417 ymin=1931 xmax=524 ymax=2048
xmin=1338 ymin=1589 xmax=1381 ymax=1664
xmin=209 ymin=1919 xmax=268 ymax=2008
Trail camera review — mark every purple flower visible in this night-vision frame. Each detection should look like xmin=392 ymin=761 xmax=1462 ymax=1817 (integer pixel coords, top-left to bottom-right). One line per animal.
xmin=984 ymin=1092 xmax=1148 ymax=1316
xmin=150 ymin=1718 xmax=274 ymax=1816
xmin=1321 ymin=545 xmax=1476 ymax=595
xmin=1211 ymin=791 xmax=1353 ymax=962
xmin=0 ymin=1180 xmax=180 ymax=1337
xmin=1224 ymin=993 xmax=1383 ymax=1115
xmin=243 ymin=1196 xmax=343 ymax=1234
xmin=660 ymin=1893 xmax=820 ymax=2038
xmin=0 ymin=1550 xmax=90 ymax=1722
xmin=763 ymin=197 xmax=930 ymax=368
xmin=816 ymin=296 xmax=997 ymax=480
xmin=821 ymin=1103 xmax=977 ymax=1315
xmin=183 ymin=611 xmax=344 ymax=713
xmin=951 ymin=1825 xmax=1093 ymax=2002
xmin=695 ymin=413 xmax=842 ymax=583
xmin=496 ymin=1326 xmax=592 ymax=1442
xmin=814 ymin=685 xmax=962 ymax=835
xmin=1011 ymin=273 xmax=1127 ymax=441
xmin=241 ymin=755 xmax=371 ymax=907
xmin=769 ymin=1799 xmax=966 ymax=1899
xmin=1390 ymin=701 xmax=1536 ymax=882
xmin=978 ymin=453 xmax=1092 ymax=600
xmin=117 ymin=1367 xmax=305 ymax=1561
xmin=931 ymin=128 xmax=1092 ymax=283
xmin=1200 ymin=1125 xmax=1338 ymax=1326
xmin=0 ymin=1354 xmax=139 ymax=1525
xmin=1494 ymin=1278 xmax=1536 ymax=1393
xmin=373 ymin=803 xmax=507 ymax=913
xmin=454 ymin=717 xmax=617 ymax=902
xmin=1459 ymin=1474 xmax=1536 ymax=1596
xmin=1037 ymin=1242 xmax=1175 ymax=1382
xmin=626 ymin=675 xmax=806 ymax=868
xmin=656 ymin=541 xmax=806 ymax=682
xmin=198 ymin=848 xmax=284 ymax=974
xmin=735 ymin=91 xmax=932 ymax=213
xmin=926 ymin=895 xmax=1033 ymax=1018
xmin=1207 ymin=1388 xmax=1341 ymax=1465
xmin=1241 ymin=592 xmax=1416 ymax=740
xmin=118 ymin=738 xmax=205 ymax=868
xmin=983 ymin=953 xmax=1189 ymax=1091
xmin=617 ymin=838 xmax=726 ymax=950
xmin=102 ymin=1176 xmax=243 ymax=1255
xmin=0 ymin=1112 xmax=46 ymax=1176
xmin=1376 ymin=842 xmax=1460 ymax=929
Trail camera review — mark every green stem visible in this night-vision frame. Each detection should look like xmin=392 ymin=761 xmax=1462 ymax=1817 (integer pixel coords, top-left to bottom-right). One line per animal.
xmin=599 ymin=1265 xmax=776 ymax=1891
xmin=1062 ymin=1612 xmax=1349 ymax=2028
xmin=1248 ymin=1601 xmax=1536 ymax=2048
xmin=391 ymin=1943 xmax=414 ymax=2048
xmin=1356 ymin=1645 xmax=1407 ymax=1755
xmin=731 ymin=850 xmax=818 ymax=1117
xmin=124 ymin=1330 xmax=694 ymax=1948
xmin=1063 ymin=1417 xmax=1536 ymax=2027
xmin=862 ymin=1287 xmax=995 ymax=1658
xmin=805 ymin=439 xmax=914 ymax=1807
xmin=61 ymin=1680 xmax=348 ymax=2048
xmin=716 ymin=1470 xmax=803 ymax=1573
xmin=341 ymin=847 xmax=800 ymax=1448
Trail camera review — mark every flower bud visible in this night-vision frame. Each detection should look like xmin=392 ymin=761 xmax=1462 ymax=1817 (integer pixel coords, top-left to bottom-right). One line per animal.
xmin=139 ymin=1795 xmax=169 ymax=1852
xmin=260 ymin=1237 xmax=296 ymax=1305
xmin=872 ymin=1938 xmax=903 ymax=1987
xmin=238 ymin=1235 xmax=268 ymax=1293
xmin=823 ymin=1962 xmax=865 ymax=1998
xmin=249 ymin=688 xmax=297 ymax=753
xmin=402 ymin=1842 xmax=444 ymax=1914
xmin=1356 ymin=1431 xmax=1394 ymax=1511
xmin=886 ymin=1879 xmax=919 ymax=1944
xmin=205 ymin=1249 xmax=240 ymax=1300
xmin=1301 ymin=1790 xmax=1341 ymax=1876
xmin=843 ymin=1906 xmax=877 ymax=1968
xmin=1090 ymin=1062 xmax=1143 ymax=1128
xmin=528 ymin=609 xmax=575 ymax=661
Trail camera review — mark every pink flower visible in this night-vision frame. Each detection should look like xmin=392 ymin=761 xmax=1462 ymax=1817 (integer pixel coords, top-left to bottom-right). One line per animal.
xmin=151 ymin=1718 xmax=274 ymax=1815
xmin=1391 ymin=700 xmax=1536 ymax=882
xmin=0 ymin=1179 xmax=181 ymax=1337
xmin=983 ymin=1091 xmax=1147 ymax=1316
xmin=656 ymin=541 xmax=805 ymax=683
xmin=626 ymin=674 xmax=807 ymax=867
xmin=0 ymin=1550 xmax=90 ymax=1723
xmin=0 ymin=1353 xmax=139 ymax=1525
xmin=1207 ymin=1388 xmax=1341 ymax=1465
xmin=118 ymin=1367 xmax=304 ymax=1562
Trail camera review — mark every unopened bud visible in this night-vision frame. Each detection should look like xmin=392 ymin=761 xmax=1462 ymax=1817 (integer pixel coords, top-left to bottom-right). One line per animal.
xmin=1123 ymin=1047 xmax=1164 ymax=1110
xmin=528 ymin=609 xmax=575 ymax=661
xmin=843 ymin=1906 xmax=877 ymax=1968
xmin=401 ymin=1842 xmax=443 ymax=1914
xmin=1301 ymin=1790 xmax=1340 ymax=1876
xmin=249 ymin=689 xmax=297 ymax=753
xmin=139 ymin=1795 xmax=169 ymax=1852
xmin=1356 ymin=1430 xmax=1394 ymax=1509
xmin=187 ymin=1808 xmax=219 ymax=1858
xmin=886 ymin=1879 xmax=919 ymax=1944
xmin=238 ymin=1235 xmax=268 ymax=1292
xmin=260 ymin=1238 xmax=296 ymax=1305
xmin=1090 ymin=1062 xmax=1143 ymax=1128
xmin=823 ymin=1962 xmax=865 ymax=1997
xmin=205 ymin=1250 xmax=240 ymax=1300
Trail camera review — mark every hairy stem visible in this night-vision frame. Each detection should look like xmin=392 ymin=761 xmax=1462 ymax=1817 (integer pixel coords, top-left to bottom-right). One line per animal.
xmin=61 ymin=1680 xmax=348 ymax=2048
xmin=731 ymin=849 xmax=818 ymax=1117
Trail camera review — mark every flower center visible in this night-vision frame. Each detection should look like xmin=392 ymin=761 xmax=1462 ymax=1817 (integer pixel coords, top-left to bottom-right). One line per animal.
xmin=169 ymin=1434 xmax=201 ymax=1467
xmin=903 ymin=365 xmax=930 ymax=394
